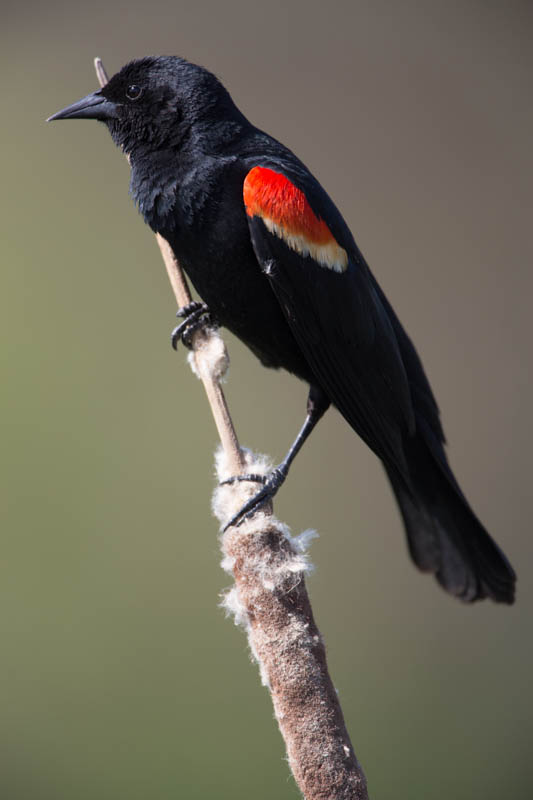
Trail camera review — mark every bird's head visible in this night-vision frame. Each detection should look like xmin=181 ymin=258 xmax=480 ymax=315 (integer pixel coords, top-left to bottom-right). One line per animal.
xmin=48 ymin=56 xmax=246 ymax=155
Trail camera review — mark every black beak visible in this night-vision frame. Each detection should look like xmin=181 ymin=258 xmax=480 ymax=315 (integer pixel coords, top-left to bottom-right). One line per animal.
xmin=47 ymin=90 xmax=118 ymax=122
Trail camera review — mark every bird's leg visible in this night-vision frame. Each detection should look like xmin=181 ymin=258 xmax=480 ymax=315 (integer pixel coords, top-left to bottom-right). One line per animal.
xmin=222 ymin=386 xmax=330 ymax=531
xmin=171 ymin=302 xmax=218 ymax=350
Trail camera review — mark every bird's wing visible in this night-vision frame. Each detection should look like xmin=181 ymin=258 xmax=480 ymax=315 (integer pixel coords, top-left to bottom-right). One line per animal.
xmin=243 ymin=164 xmax=415 ymax=483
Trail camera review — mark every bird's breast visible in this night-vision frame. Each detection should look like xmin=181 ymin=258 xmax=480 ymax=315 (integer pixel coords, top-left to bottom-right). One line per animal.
xmin=158 ymin=167 xmax=313 ymax=380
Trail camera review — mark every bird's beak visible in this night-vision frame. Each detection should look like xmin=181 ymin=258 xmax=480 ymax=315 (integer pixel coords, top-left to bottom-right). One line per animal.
xmin=47 ymin=91 xmax=118 ymax=122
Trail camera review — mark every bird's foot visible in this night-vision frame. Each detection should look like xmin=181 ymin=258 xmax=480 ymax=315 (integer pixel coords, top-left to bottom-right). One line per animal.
xmin=221 ymin=466 xmax=288 ymax=531
xmin=171 ymin=302 xmax=217 ymax=350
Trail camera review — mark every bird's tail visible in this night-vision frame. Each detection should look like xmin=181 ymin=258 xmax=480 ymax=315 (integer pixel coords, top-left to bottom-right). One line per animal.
xmin=385 ymin=432 xmax=516 ymax=603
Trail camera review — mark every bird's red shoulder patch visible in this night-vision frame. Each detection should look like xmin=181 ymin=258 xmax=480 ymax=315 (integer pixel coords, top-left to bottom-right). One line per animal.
xmin=243 ymin=166 xmax=348 ymax=272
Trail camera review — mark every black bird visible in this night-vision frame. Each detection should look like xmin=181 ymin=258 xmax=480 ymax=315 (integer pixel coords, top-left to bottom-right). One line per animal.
xmin=48 ymin=56 xmax=515 ymax=603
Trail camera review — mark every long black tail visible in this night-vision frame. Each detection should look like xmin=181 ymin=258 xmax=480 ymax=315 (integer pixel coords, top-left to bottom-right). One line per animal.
xmin=385 ymin=429 xmax=516 ymax=603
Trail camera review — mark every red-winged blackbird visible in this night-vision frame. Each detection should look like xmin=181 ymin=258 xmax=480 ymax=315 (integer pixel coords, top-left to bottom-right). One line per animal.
xmin=49 ymin=56 xmax=515 ymax=603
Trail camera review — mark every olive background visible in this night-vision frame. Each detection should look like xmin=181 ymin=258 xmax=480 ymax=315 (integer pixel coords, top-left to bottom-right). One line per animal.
xmin=2 ymin=1 xmax=532 ymax=798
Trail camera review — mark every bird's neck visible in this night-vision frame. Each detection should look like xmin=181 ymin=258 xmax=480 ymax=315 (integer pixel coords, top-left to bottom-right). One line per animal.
xmin=126 ymin=119 xmax=249 ymax=233
xmin=127 ymin=144 xmax=183 ymax=232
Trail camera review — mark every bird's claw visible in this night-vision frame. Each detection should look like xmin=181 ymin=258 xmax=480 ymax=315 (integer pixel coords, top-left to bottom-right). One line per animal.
xmin=222 ymin=467 xmax=287 ymax=531
xmin=171 ymin=302 xmax=217 ymax=350
xmin=220 ymin=474 xmax=267 ymax=487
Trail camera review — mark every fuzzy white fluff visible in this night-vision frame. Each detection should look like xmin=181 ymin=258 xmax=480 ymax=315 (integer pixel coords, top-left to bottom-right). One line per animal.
xmin=213 ymin=445 xmax=317 ymax=684
xmin=187 ymin=332 xmax=229 ymax=382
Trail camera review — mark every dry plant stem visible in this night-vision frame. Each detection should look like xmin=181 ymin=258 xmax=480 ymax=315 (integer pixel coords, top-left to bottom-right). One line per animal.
xmin=156 ymin=235 xmax=244 ymax=471
xmin=215 ymin=453 xmax=369 ymax=800
xmin=93 ymin=57 xmax=368 ymax=799
xmin=230 ymin=539 xmax=368 ymax=800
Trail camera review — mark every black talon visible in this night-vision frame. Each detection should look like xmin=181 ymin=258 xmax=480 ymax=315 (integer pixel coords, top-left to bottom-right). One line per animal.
xmin=222 ymin=466 xmax=288 ymax=531
xmin=220 ymin=474 xmax=267 ymax=487
xmin=171 ymin=302 xmax=217 ymax=350
xmin=176 ymin=301 xmax=206 ymax=319
xmin=222 ymin=387 xmax=330 ymax=532
xmin=182 ymin=316 xmax=211 ymax=348
xmin=171 ymin=307 xmax=205 ymax=349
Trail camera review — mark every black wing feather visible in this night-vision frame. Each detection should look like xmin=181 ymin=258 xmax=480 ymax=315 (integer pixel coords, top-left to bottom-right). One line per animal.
xmin=243 ymin=163 xmax=515 ymax=603
xmin=246 ymin=211 xmax=415 ymax=487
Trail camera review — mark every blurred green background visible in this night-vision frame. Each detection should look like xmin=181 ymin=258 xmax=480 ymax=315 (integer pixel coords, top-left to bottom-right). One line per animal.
xmin=2 ymin=1 xmax=532 ymax=798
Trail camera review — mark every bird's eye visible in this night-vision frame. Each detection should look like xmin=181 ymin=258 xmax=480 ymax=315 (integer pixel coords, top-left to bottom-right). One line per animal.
xmin=126 ymin=84 xmax=143 ymax=101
